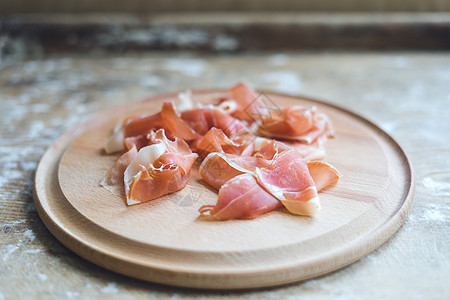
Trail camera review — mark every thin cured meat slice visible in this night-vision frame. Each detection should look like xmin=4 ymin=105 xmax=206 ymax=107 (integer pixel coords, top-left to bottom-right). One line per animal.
xmin=258 ymin=106 xmax=314 ymax=138
xmin=254 ymin=139 xmax=291 ymax=160
xmin=307 ymin=161 xmax=341 ymax=191
xmin=255 ymin=149 xmax=321 ymax=216
xmin=124 ymin=112 xmax=164 ymax=139
xmin=180 ymin=108 xmax=213 ymax=135
xmin=209 ymin=108 xmax=249 ymax=138
xmin=101 ymin=146 xmax=138 ymax=186
xmin=161 ymin=102 xmax=201 ymax=141
xmin=124 ymin=132 xmax=198 ymax=205
xmin=199 ymin=139 xmax=289 ymax=190
xmin=199 ymin=152 xmax=274 ymax=189
xmin=148 ymin=129 xmax=193 ymax=156
xmin=284 ymin=139 xmax=326 ymax=161
xmin=104 ymin=112 xmax=165 ymax=154
xmin=124 ymin=135 xmax=150 ymax=151
xmin=194 ymin=128 xmax=253 ymax=157
xmin=257 ymin=106 xmax=333 ymax=144
xmin=199 ymin=152 xmax=251 ymax=189
xmin=228 ymin=82 xmax=265 ymax=123
xmin=199 ymin=174 xmax=281 ymax=220
xmin=180 ymin=106 xmax=249 ymax=138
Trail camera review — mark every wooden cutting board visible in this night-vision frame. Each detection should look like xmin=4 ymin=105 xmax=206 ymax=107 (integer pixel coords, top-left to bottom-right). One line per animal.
xmin=34 ymin=90 xmax=415 ymax=289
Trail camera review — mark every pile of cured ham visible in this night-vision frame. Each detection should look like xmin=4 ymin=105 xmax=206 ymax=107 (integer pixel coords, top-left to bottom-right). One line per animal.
xmin=102 ymin=83 xmax=340 ymax=220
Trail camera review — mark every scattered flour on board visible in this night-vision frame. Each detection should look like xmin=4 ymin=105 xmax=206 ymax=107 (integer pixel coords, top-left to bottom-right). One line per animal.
xmin=163 ymin=58 xmax=206 ymax=77
xmin=139 ymin=75 xmax=162 ymax=88
xmin=380 ymin=56 xmax=411 ymax=69
xmin=422 ymin=177 xmax=450 ymax=196
xmin=25 ymin=249 xmax=42 ymax=254
xmin=261 ymin=71 xmax=302 ymax=94
xmin=65 ymin=291 xmax=80 ymax=298
xmin=2 ymin=245 xmax=19 ymax=262
xmin=23 ymin=229 xmax=36 ymax=242
xmin=267 ymin=54 xmax=289 ymax=66
xmin=38 ymin=273 xmax=48 ymax=281
xmin=100 ymin=282 xmax=119 ymax=294
xmin=1 ymin=219 xmax=26 ymax=228
xmin=380 ymin=122 xmax=398 ymax=134
xmin=421 ymin=204 xmax=446 ymax=222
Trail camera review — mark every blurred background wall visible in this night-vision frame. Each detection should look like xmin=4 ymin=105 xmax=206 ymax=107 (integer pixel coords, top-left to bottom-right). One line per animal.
xmin=2 ymin=0 xmax=450 ymax=13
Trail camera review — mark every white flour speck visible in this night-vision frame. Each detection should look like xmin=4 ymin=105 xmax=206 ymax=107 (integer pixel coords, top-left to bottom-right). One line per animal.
xmin=25 ymin=249 xmax=42 ymax=254
xmin=268 ymin=54 xmax=288 ymax=66
xmin=140 ymin=75 xmax=162 ymax=87
xmin=27 ymin=120 xmax=46 ymax=139
xmin=38 ymin=273 xmax=48 ymax=281
xmin=381 ymin=56 xmax=411 ymax=69
xmin=101 ymin=282 xmax=119 ymax=294
xmin=65 ymin=291 xmax=80 ymax=298
xmin=0 ymin=219 xmax=26 ymax=228
xmin=31 ymin=103 xmax=51 ymax=113
xmin=3 ymin=245 xmax=19 ymax=261
xmin=422 ymin=177 xmax=450 ymax=195
xmin=20 ymin=160 xmax=38 ymax=172
xmin=421 ymin=204 xmax=446 ymax=222
xmin=23 ymin=229 xmax=36 ymax=242
xmin=163 ymin=58 xmax=206 ymax=77
xmin=261 ymin=70 xmax=302 ymax=94
xmin=380 ymin=122 xmax=398 ymax=134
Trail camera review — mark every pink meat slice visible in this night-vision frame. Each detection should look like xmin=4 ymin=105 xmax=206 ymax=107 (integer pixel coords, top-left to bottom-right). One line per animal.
xmin=161 ymin=102 xmax=201 ymax=141
xmin=255 ymin=149 xmax=320 ymax=216
xmin=102 ymin=146 xmax=138 ymax=186
xmin=228 ymin=82 xmax=265 ymax=123
xmin=124 ymin=130 xmax=198 ymax=205
xmin=199 ymin=174 xmax=281 ymax=220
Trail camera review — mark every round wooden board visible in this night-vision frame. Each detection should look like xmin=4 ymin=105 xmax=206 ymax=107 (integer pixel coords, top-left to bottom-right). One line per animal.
xmin=34 ymin=89 xmax=414 ymax=290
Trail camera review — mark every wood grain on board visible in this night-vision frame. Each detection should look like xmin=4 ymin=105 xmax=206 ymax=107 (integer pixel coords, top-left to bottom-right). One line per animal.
xmin=34 ymin=90 xmax=414 ymax=289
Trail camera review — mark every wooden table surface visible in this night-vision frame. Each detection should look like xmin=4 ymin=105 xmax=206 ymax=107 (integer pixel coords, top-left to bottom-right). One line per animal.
xmin=1 ymin=52 xmax=449 ymax=299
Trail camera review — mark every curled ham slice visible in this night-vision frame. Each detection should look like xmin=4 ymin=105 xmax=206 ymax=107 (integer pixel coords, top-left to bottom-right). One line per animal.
xmin=198 ymin=140 xmax=290 ymax=190
xmin=194 ymin=128 xmax=253 ymax=157
xmin=255 ymin=149 xmax=321 ymax=216
xmin=199 ymin=152 xmax=266 ymax=189
xmin=228 ymin=82 xmax=265 ymax=122
xmin=199 ymin=174 xmax=281 ymax=220
xmin=124 ymin=131 xmax=198 ymax=205
xmin=258 ymin=106 xmax=314 ymax=137
xmin=161 ymin=102 xmax=201 ymax=141
xmin=307 ymin=161 xmax=341 ymax=191
xmin=257 ymin=106 xmax=333 ymax=144
xmin=180 ymin=106 xmax=249 ymax=138
xmin=124 ymin=112 xmax=164 ymax=139
xmin=102 ymin=146 xmax=138 ymax=186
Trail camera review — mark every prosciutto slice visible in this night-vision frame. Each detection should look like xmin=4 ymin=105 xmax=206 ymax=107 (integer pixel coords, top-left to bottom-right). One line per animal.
xmin=101 ymin=146 xmax=138 ymax=186
xmin=199 ymin=174 xmax=281 ymax=220
xmin=199 ymin=152 xmax=259 ymax=189
xmin=194 ymin=127 xmax=254 ymax=157
xmin=307 ymin=161 xmax=341 ymax=191
xmin=161 ymin=102 xmax=201 ymax=141
xmin=257 ymin=106 xmax=333 ymax=144
xmin=124 ymin=130 xmax=198 ymax=205
xmin=198 ymin=139 xmax=289 ymax=190
xmin=228 ymin=82 xmax=265 ymax=122
xmin=255 ymin=149 xmax=321 ymax=216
